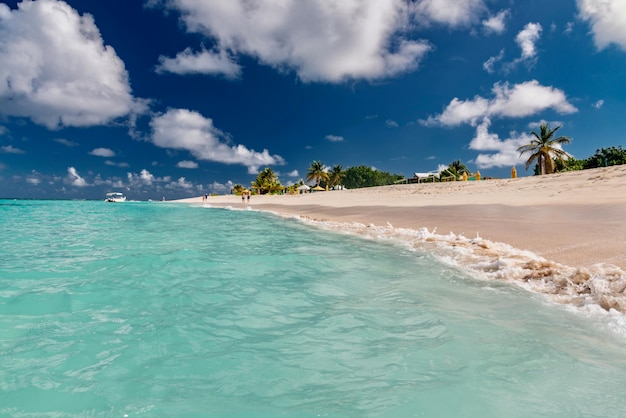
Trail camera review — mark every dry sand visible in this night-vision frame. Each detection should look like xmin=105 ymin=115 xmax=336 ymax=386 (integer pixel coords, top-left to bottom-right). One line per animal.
xmin=179 ymin=165 xmax=626 ymax=271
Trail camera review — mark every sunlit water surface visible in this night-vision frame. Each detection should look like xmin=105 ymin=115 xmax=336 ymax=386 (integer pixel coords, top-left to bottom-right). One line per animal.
xmin=1 ymin=200 xmax=625 ymax=417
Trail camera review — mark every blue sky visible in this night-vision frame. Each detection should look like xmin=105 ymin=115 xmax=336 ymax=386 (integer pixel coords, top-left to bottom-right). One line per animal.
xmin=1 ymin=0 xmax=626 ymax=200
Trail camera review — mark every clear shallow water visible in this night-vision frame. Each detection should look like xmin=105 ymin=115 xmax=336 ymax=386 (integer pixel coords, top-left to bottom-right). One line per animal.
xmin=1 ymin=199 xmax=626 ymax=417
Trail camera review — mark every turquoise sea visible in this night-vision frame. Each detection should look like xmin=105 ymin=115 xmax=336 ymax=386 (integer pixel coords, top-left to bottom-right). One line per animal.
xmin=2 ymin=199 xmax=626 ymax=417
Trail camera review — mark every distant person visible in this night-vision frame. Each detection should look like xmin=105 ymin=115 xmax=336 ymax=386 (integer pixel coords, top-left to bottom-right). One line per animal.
xmin=247 ymin=194 xmax=250 ymax=205
xmin=242 ymin=194 xmax=245 ymax=205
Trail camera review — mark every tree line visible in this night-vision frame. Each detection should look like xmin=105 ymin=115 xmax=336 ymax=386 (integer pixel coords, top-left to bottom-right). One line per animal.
xmin=232 ymin=122 xmax=626 ymax=195
xmin=233 ymin=162 xmax=405 ymax=195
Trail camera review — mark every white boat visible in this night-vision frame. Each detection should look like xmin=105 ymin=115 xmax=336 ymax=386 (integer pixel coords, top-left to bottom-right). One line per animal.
xmin=105 ymin=192 xmax=126 ymax=202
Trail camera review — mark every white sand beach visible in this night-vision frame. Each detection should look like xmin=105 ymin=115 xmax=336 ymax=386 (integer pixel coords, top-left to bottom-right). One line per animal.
xmin=177 ymin=165 xmax=626 ymax=312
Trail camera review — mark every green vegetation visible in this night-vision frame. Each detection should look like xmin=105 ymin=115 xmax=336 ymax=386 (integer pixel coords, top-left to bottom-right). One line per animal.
xmin=342 ymin=165 xmax=404 ymax=189
xmin=241 ymin=137 xmax=626 ymax=195
xmin=583 ymin=146 xmax=626 ymax=169
xmin=306 ymin=160 xmax=329 ymax=187
xmin=232 ymin=184 xmax=246 ymax=195
xmin=327 ymin=164 xmax=346 ymax=189
xmin=440 ymin=160 xmax=472 ymax=180
xmin=251 ymin=167 xmax=283 ymax=195
xmin=517 ymin=122 xmax=572 ymax=175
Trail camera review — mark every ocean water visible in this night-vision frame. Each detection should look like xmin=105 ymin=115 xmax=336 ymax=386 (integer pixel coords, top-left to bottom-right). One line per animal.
xmin=1 ymin=199 xmax=626 ymax=417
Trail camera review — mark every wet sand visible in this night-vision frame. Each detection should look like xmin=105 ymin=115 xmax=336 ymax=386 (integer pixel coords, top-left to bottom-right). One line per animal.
xmin=179 ymin=165 xmax=626 ymax=270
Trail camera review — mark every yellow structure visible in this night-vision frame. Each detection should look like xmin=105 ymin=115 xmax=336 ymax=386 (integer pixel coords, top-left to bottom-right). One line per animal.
xmin=462 ymin=172 xmax=468 ymax=181
xmin=475 ymin=171 xmax=481 ymax=181
xmin=511 ymin=167 xmax=517 ymax=178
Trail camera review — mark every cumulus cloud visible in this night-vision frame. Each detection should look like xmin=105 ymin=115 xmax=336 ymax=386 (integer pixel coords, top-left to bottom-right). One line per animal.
xmin=206 ymin=180 xmax=234 ymax=194
xmin=411 ymin=0 xmax=486 ymax=27
xmin=422 ymin=80 xmax=577 ymax=126
xmin=149 ymin=108 xmax=284 ymax=174
xmin=127 ymin=169 xmax=157 ymax=187
xmin=0 ymin=0 xmax=143 ymax=129
xmin=482 ymin=9 xmax=509 ymax=34
xmin=66 ymin=167 xmax=88 ymax=187
xmin=156 ymin=47 xmax=242 ymax=78
xmin=326 ymin=134 xmax=344 ymax=142
xmin=593 ymin=99 xmax=604 ymax=109
xmin=469 ymin=118 xmax=532 ymax=169
xmin=89 ymin=148 xmax=115 ymax=157
xmin=153 ymin=0 xmax=433 ymax=82
xmin=177 ymin=160 xmax=198 ymax=169
xmin=484 ymin=23 xmax=542 ymax=73
xmin=577 ymin=0 xmax=626 ymax=50
xmin=166 ymin=177 xmax=194 ymax=190
xmin=515 ymin=23 xmax=542 ymax=60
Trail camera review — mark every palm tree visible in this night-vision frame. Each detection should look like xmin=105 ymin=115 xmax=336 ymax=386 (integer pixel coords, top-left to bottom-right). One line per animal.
xmin=440 ymin=160 xmax=471 ymax=180
xmin=517 ymin=122 xmax=571 ymax=175
xmin=327 ymin=164 xmax=345 ymax=188
xmin=232 ymin=184 xmax=245 ymax=195
xmin=251 ymin=167 xmax=282 ymax=195
xmin=306 ymin=160 xmax=328 ymax=187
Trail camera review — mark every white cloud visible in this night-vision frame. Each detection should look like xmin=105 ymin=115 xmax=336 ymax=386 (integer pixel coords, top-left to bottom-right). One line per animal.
xmin=593 ymin=99 xmax=604 ymax=108
xmin=485 ymin=23 xmax=542 ymax=73
xmin=206 ymin=180 xmax=234 ymax=194
xmin=155 ymin=0 xmax=432 ymax=82
xmin=89 ymin=148 xmax=115 ymax=158
xmin=104 ymin=160 xmax=129 ymax=167
xmin=54 ymin=138 xmax=78 ymax=147
xmin=156 ymin=47 xmax=242 ymax=78
xmin=422 ymin=80 xmax=577 ymax=126
xmin=149 ymin=108 xmax=284 ymax=174
xmin=286 ymin=170 xmax=299 ymax=177
xmin=1 ymin=145 xmax=25 ymax=154
xmin=326 ymin=134 xmax=344 ymax=142
xmin=0 ymin=0 xmax=142 ymax=129
xmin=26 ymin=176 xmax=40 ymax=185
xmin=386 ymin=119 xmax=399 ymax=128
xmin=469 ymin=118 xmax=532 ymax=169
xmin=127 ymin=169 xmax=156 ymax=186
xmin=411 ymin=0 xmax=486 ymax=27
xmin=483 ymin=49 xmax=505 ymax=73
xmin=578 ymin=0 xmax=626 ymax=50
xmin=177 ymin=160 xmax=198 ymax=169
xmin=482 ymin=9 xmax=509 ymax=34
xmin=66 ymin=167 xmax=88 ymax=187
xmin=166 ymin=177 xmax=194 ymax=190
xmin=516 ymin=23 xmax=542 ymax=60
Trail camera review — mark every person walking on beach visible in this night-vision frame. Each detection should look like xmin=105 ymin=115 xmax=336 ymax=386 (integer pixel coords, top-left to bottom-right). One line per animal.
xmin=242 ymin=193 xmax=245 ymax=205
xmin=247 ymin=193 xmax=250 ymax=205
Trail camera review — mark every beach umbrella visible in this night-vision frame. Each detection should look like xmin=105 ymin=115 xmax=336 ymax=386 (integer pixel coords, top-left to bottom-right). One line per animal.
xmin=297 ymin=185 xmax=310 ymax=191
xmin=312 ymin=185 xmax=325 ymax=191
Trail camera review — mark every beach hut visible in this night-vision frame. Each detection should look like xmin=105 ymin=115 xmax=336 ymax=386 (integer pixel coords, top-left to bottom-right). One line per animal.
xmin=297 ymin=184 xmax=310 ymax=194
xmin=312 ymin=185 xmax=325 ymax=192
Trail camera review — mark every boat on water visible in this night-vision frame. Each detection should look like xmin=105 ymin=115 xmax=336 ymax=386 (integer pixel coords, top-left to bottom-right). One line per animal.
xmin=105 ymin=192 xmax=126 ymax=202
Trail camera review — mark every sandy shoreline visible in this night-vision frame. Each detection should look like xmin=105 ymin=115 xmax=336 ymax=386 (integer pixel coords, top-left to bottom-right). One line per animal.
xmin=179 ymin=165 xmax=626 ymax=270
xmin=176 ymin=165 xmax=626 ymax=312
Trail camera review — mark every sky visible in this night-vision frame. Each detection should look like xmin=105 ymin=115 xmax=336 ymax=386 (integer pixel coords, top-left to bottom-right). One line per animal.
xmin=1 ymin=0 xmax=626 ymax=200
